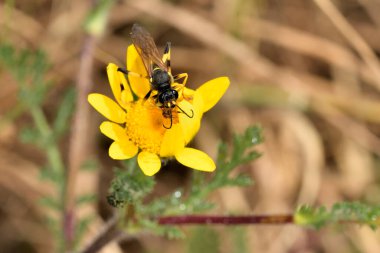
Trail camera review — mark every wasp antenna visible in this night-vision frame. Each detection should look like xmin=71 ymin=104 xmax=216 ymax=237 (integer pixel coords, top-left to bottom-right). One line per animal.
xmin=162 ymin=112 xmax=173 ymax=129
xmin=117 ymin=67 xmax=128 ymax=74
xmin=176 ymin=104 xmax=194 ymax=118
xmin=117 ymin=67 xmax=149 ymax=79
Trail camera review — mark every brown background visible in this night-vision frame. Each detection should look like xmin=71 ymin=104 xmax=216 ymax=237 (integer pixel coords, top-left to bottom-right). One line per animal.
xmin=1 ymin=0 xmax=380 ymax=252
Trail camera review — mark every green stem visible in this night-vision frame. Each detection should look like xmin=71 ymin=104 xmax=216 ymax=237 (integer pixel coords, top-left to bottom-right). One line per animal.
xmin=30 ymin=105 xmax=66 ymax=253
xmin=30 ymin=106 xmax=64 ymax=172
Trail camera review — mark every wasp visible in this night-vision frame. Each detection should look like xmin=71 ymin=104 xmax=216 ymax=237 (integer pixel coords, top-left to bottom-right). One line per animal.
xmin=117 ymin=24 xmax=193 ymax=129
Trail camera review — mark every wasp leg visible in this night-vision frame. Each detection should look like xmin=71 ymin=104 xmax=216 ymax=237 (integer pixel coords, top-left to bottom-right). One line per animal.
xmin=142 ymin=89 xmax=153 ymax=105
xmin=143 ymin=89 xmax=153 ymax=100
xmin=162 ymin=42 xmax=171 ymax=73
xmin=151 ymin=94 xmax=159 ymax=104
xmin=172 ymin=73 xmax=189 ymax=99
xmin=173 ymin=73 xmax=188 ymax=86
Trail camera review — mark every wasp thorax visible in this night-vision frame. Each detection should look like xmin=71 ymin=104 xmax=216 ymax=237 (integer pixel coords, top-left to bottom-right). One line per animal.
xmin=152 ymin=69 xmax=171 ymax=87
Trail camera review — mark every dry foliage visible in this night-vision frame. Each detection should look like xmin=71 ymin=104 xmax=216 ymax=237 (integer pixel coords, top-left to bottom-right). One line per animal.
xmin=1 ymin=0 xmax=380 ymax=252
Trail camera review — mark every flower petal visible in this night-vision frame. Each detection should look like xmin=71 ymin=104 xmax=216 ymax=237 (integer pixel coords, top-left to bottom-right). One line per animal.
xmin=88 ymin=93 xmax=126 ymax=123
xmin=160 ymin=123 xmax=186 ymax=157
xmin=109 ymin=141 xmax=138 ymax=160
xmin=177 ymin=100 xmax=201 ymax=144
xmin=182 ymin=87 xmax=195 ymax=100
xmin=126 ymin=45 xmax=151 ymax=99
xmin=175 ymin=148 xmax=216 ymax=172
xmin=107 ymin=63 xmax=133 ymax=108
xmin=100 ymin=121 xmax=127 ymax=141
xmin=107 ymin=64 xmax=120 ymax=103
xmin=119 ymin=72 xmax=134 ymax=104
xmin=195 ymin=77 xmax=230 ymax=113
xmin=137 ymin=151 xmax=161 ymax=176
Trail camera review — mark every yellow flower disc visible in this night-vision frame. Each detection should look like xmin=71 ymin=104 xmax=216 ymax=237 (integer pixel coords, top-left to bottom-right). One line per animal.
xmin=125 ymin=100 xmax=166 ymax=154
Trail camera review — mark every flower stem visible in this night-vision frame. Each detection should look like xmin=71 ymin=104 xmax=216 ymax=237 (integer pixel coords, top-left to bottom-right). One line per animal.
xmin=80 ymin=214 xmax=122 ymax=253
xmin=64 ymin=34 xmax=97 ymax=251
xmin=158 ymin=214 xmax=294 ymax=225
xmin=78 ymin=214 xmax=293 ymax=253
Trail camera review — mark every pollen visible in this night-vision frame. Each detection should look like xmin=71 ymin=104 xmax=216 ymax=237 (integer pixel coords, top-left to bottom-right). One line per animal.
xmin=125 ymin=100 xmax=166 ymax=154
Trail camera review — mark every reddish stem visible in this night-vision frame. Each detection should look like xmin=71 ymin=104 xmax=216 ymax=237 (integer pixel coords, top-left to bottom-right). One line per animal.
xmin=79 ymin=214 xmax=293 ymax=253
xmin=158 ymin=214 xmax=294 ymax=225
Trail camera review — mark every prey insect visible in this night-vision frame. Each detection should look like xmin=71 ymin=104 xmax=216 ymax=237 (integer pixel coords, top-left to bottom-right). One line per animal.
xmin=118 ymin=24 xmax=193 ymax=129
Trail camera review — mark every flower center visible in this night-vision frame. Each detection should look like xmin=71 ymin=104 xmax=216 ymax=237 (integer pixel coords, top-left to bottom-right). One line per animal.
xmin=125 ymin=100 xmax=178 ymax=154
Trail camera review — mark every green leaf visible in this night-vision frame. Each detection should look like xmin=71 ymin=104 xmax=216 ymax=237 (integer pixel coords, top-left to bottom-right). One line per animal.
xmin=187 ymin=227 xmax=220 ymax=253
xmin=230 ymin=227 xmax=248 ymax=253
xmin=39 ymin=166 xmax=63 ymax=183
xmin=44 ymin=215 xmax=62 ymax=241
xmin=80 ymin=159 xmax=99 ymax=171
xmin=39 ymin=196 xmax=61 ymax=210
xmin=295 ymin=202 xmax=380 ymax=230
xmin=138 ymin=218 xmax=185 ymax=239
xmin=19 ymin=127 xmax=40 ymax=144
xmin=74 ymin=215 xmax=96 ymax=250
xmin=84 ymin=0 xmax=115 ymax=36
xmin=208 ymin=125 xmax=262 ymax=190
xmin=108 ymin=157 xmax=155 ymax=207
xmin=76 ymin=194 xmax=97 ymax=206
xmin=226 ymin=173 xmax=253 ymax=187
xmin=0 ymin=43 xmax=50 ymax=107
xmin=53 ymin=87 xmax=76 ymax=138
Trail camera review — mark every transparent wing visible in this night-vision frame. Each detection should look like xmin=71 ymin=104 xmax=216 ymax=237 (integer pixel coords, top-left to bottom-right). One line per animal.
xmin=130 ymin=24 xmax=167 ymax=76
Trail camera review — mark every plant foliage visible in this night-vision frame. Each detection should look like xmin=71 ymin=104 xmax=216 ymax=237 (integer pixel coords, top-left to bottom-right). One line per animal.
xmin=107 ymin=125 xmax=263 ymax=237
xmin=295 ymin=202 xmax=380 ymax=230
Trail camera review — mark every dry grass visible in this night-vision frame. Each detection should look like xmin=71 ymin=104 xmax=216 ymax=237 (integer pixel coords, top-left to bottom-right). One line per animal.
xmin=1 ymin=0 xmax=380 ymax=252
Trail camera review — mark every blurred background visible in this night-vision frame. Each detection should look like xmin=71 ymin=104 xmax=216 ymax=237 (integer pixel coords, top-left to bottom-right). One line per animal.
xmin=1 ymin=0 xmax=380 ymax=252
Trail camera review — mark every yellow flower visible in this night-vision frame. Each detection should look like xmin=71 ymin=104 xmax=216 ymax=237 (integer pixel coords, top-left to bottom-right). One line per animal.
xmin=88 ymin=44 xmax=229 ymax=176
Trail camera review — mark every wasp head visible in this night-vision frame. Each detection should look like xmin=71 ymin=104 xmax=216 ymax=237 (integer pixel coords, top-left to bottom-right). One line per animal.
xmin=159 ymin=90 xmax=178 ymax=107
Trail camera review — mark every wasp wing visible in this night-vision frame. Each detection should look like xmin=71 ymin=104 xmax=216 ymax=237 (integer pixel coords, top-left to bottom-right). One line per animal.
xmin=131 ymin=24 xmax=167 ymax=76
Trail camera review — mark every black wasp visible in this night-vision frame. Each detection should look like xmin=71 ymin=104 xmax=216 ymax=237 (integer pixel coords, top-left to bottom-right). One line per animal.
xmin=118 ymin=24 xmax=193 ymax=129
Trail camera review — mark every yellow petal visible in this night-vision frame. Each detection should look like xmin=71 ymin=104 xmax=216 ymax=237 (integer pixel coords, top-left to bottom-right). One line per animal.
xmin=192 ymin=90 xmax=204 ymax=118
xmin=100 ymin=121 xmax=127 ymax=141
xmin=137 ymin=151 xmax=161 ymax=176
xmin=195 ymin=77 xmax=230 ymax=113
xmin=109 ymin=141 xmax=138 ymax=160
xmin=126 ymin=45 xmax=151 ymax=99
xmin=177 ymin=100 xmax=200 ymax=144
xmin=175 ymin=148 xmax=216 ymax=172
xmin=106 ymin=63 xmax=121 ymax=103
xmin=160 ymin=123 xmax=186 ymax=157
xmin=182 ymin=87 xmax=195 ymax=98
xmin=107 ymin=63 xmax=133 ymax=108
xmin=118 ymin=71 xmax=134 ymax=103
xmin=88 ymin=93 xmax=126 ymax=123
